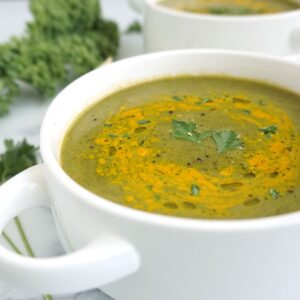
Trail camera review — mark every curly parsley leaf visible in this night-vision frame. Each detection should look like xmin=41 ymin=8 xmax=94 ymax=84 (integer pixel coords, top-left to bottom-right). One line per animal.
xmin=0 ymin=0 xmax=119 ymax=116
xmin=172 ymin=120 xmax=212 ymax=144
xmin=212 ymin=130 xmax=243 ymax=154
xmin=0 ymin=139 xmax=38 ymax=183
xmin=259 ymin=125 xmax=278 ymax=136
xmin=270 ymin=188 xmax=280 ymax=200
xmin=191 ymin=184 xmax=200 ymax=196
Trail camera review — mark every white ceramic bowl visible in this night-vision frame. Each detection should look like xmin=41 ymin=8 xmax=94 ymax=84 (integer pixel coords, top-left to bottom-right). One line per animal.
xmin=129 ymin=0 xmax=300 ymax=55
xmin=0 ymin=50 xmax=300 ymax=300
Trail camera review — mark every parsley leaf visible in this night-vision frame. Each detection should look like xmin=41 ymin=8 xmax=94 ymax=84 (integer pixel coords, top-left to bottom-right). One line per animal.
xmin=259 ymin=125 xmax=278 ymax=136
xmin=172 ymin=120 xmax=212 ymax=144
xmin=212 ymin=130 xmax=243 ymax=154
xmin=241 ymin=109 xmax=251 ymax=115
xmin=172 ymin=96 xmax=184 ymax=102
xmin=196 ymin=97 xmax=212 ymax=105
xmin=270 ymin=188 xmax=280 ymax=200
xmin=137 ymin=119 xmax=150 ymax=125
xmin=0 ymin=139 xmax=38 ymax=183
xmin=191 ymin=184 xmax=200 ymax=196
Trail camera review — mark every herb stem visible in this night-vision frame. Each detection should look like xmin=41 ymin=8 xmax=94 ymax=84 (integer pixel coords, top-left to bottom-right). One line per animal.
xmin=14 ymin=216 xmax=35 ymax=257
xmin=14 ymin=217 xmax=54 ymax=299
xmin=2 ymin=231 xmax=22 ymax=255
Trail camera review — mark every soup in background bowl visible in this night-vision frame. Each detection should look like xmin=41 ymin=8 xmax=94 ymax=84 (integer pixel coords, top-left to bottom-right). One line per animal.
xmin=159 ymin=0 xmax=300 ymax=15
xmin=128 ymin=0 xmax=300 ymax=55
xmin=61 ymin=75 xmax=300 ymax=220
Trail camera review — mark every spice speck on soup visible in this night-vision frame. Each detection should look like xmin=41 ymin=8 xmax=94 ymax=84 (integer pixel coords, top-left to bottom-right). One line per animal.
xmin=61 ymin=76 xmax=300 ymax=219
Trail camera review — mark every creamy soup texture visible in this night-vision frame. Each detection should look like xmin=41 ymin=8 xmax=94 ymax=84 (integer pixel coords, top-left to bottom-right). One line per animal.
xmin=61 ymin=76 xmax=300 ymax=220
xmin=159 ymin=0 xmax=300 ymax=15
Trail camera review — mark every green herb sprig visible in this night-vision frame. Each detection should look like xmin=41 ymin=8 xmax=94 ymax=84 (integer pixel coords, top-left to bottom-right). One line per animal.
xmin=191 ymin=184 xmax=200 ymax=196
xmin=0 ymin=0 xmax=119 ymax=116
xmin=172 ymin=120 xmax=212 ymax=144
xmin=212 ymin=130 xmax=243 ymax=154
xmin=270 ymin=188 xmax=280 ymax=200
xmin=259 ymin=125 xmax=278 ymax=136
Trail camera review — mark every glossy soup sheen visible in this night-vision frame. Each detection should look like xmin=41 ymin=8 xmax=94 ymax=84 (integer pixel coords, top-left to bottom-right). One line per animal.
xmin=61 ymin=76 xmax=300 ymax=220
xmin=159 ymin=0 xmax=300 ymax=15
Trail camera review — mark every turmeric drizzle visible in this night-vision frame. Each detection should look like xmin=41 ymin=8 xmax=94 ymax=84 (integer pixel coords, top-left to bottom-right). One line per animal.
xmin=83 ymin=94 xmax=300 ymax=218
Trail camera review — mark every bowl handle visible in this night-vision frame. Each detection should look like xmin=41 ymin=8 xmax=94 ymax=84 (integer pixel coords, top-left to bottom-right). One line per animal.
xmin=128 ymin=0 xmax=144 ymax=13
xmin=0 ymin=165 xmax=140 ymax=294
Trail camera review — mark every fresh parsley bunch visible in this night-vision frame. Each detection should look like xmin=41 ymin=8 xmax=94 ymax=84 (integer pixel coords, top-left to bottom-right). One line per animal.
xmin=0 ymin=139 xmax=38 ymax=183
xmin=0 ymin=0 xmax=119 ymax=116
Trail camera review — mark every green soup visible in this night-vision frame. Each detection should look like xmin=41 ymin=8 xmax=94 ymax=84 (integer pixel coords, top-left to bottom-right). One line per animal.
xmin=61 ymin=76 xmax=300 ymax=220
xmin=159 ymin=0 xmax=300 ymax=15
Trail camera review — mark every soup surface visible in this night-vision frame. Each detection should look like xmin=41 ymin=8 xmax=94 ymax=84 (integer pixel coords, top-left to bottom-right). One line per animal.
xmin=61 ymin=76 xmax=300 ymax=220
xmin=159 ymin=0 xmax=300 ymax=15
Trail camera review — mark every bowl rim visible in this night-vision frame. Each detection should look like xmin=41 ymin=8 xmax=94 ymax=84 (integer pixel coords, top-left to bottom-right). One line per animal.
xmin=40 ymin=49 xmax=300 ymax=233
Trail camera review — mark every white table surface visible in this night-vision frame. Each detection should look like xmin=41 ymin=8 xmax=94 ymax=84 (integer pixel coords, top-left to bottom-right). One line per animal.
xmin=0 ymin=0 xmax=142 ymax=299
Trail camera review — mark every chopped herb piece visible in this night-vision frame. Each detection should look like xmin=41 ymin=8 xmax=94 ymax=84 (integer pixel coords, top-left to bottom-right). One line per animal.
xmin=108 ymin=134 xmax=118 ymax=138
xmin=196 ymin=97 xmax=212 ymax=105
xmin=258 ymin=100 xmax=266 ymax=106
xmin=172 ymin=120 xmax=199 ymax=143
xmin=191 ymin=184 xmax=200 ymax=196
xmin=259 ymin=125 xmax=278 ymax=136
xmin=172 ymin=96 xmax=184 ymax=102
xmin=104 ymin=123 xmax=112 ymax=128
xmin=212 ymin=130 xmax=243 ymax=154
xmin=232 ymin=97 xmax=251 ymax=104
xmin=146 ymin=184 xmax=153 ymax=191
xmin=125 ymin=20 xmax=142 ymax=34
xmin=241 ymin=109 xmax=251 ymax=115
xmin=172 ymin=120 xmax=212 ymax=144
xmin=270 ymin=188 xmax=280 ymax=200
xmin=137 ymin=119 xmax=150 ymax=125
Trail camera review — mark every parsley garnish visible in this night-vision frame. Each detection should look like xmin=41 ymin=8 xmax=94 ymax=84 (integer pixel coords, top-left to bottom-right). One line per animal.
xmin=241 ymin=109 xmax=251 ymax=115
xmin=191 ymin=184 xmax=200 ymax=196
xmin=196 ymin=97 xmax=212 ymax=105
xmin=172 ymin=96 xmax=184 ymax=102
xmin=212 ymin=131 xmax=243 ymax=154
xmin=172 ymin=120 xmax=242 ymax=154
xmin=172 ymin=120 xmax=212 ymax=144
xmin=270 ymin=188 xmax=280 ymax=200
xmin=259 ymin=125 xmax=278 ymax=136
xmin=137 ymin=119 xmax=150 ymax=125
